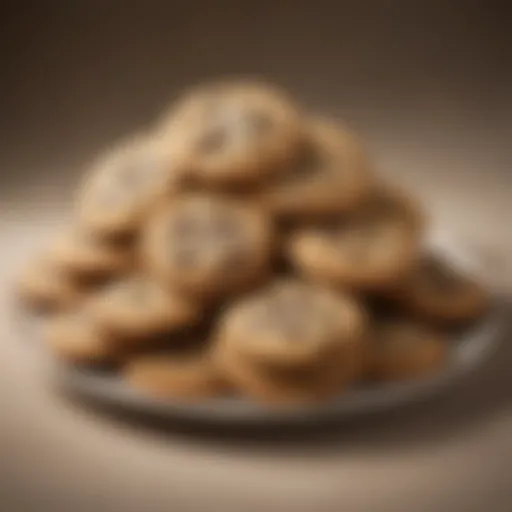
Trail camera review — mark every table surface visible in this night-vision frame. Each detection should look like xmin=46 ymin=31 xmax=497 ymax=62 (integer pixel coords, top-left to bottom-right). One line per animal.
xmin=1 ymin=4 xmax=511 ymax=512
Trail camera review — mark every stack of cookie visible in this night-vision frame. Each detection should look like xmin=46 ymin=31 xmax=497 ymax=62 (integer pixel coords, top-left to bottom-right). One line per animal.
xmin=17 ymin=80 xmax=489 ymax=404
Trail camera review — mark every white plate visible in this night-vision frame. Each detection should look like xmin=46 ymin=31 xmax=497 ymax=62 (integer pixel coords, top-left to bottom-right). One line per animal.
xmin=39 ymin=233 xmax=507 ymax=425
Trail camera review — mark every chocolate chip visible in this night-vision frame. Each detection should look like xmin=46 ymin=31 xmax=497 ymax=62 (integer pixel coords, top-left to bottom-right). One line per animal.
xmin=423 ymin=258 xmax=460 ymax=291
xmin=212 ymin=217 xmax=240 ymax=240
xmin=173 ymin=247 xmax=197 ymax=267
xmin=171 ymin=215 xmax=196 ymax=238
xmin=197 ymin=125 xmax=227 ymax=153
xmin=246 ymin=111 xmax=272 ymax=135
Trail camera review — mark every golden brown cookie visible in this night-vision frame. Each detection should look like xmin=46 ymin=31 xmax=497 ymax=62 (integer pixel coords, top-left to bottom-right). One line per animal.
xmin=87 ymin=275 xmax=201 ymax=345
xmin=16 ymin=258 xmax=83 ymax=313
xmin=365 ymin=317 xmax=448 ymax=381
xmin=142 ymin=194 xmax=274 ymax=300
xmin=43 ymin=308 xmax=116 ymax=365
xmin=258 ymin=117 xmax=373 ymax=218
xmin=48 ymin=228 xmax=132 ymax=280
xmin=159 ymin=80 xmax=303 ymax=187
xmin=288 ymin=185 xmax=424 ymax=291
xmin=214 ymin=279 xmax=367 ymax=403
xmin=389 ymin=255 xmax=489 ymax=325
xmin=124 ymin=345 xmax=227 ymax=400
xmin=76 ymin=133 xmax=184 ymax=238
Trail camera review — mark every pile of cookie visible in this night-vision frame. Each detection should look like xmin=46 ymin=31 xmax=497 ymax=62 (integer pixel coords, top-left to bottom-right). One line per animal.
xmin=18 ymin=80 xmax=489 ymax=404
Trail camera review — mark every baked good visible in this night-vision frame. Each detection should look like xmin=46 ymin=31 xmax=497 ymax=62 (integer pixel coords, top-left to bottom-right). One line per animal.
xmin=142 ymin=194 xmax=274 ymax=300
xmin=17 ymin=258 xmax=83 ymax=312
xmin=365 ymin=317 xmax=448 ymax=381
xmin=389 ymin=255 xmax=489 ymax=324
xmin=288 ymin=185 xmax=424 ymax=290
xmin=76 ymin=133 xmax=184 ymax=238
xmin=214 ymin=279 xmax=367 ymax=403
xmin=124 ymin=344 xmax=227 ymax=399
xmin=48 ymin=228 xmax=132 ymax=280
xmin=159 ymin=80 xmax=303 ymax=187
xmin=43 ymin=308 xmax=116 ymax=365
xmin=259 ymin=117 xmax=372 ymax=218
xmin=87 ymin=275 xmax=200 ymax=344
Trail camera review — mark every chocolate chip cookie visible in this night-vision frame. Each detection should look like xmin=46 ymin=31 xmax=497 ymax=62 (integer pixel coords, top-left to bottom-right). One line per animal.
xmin=43 ymin=308 xmax=116 ymax=365
xmin=88 ymin=275 xmax=200 ymax=344
xmin=288 ymin=185 xmax=424 ymax=290
xmin=390 ymin=255 xmax=489 ymax=324
xmin=48 ymin=228 xmax=132 ymax=280
xmin=159 ymin=80 xmax=303 ymax=187
xmin=77 ymin=133 xmax=184 ymax=237
xmin=259 ymin=117 xmax=373 ymax=218
xmin=365 ymin=317 xmax=448 ymax=381
xmin=214 ymin=280 xmax=367 ymax=403
xmin=17 ymin=258 xmax=83 ymax=313
xmin=124 ymin=344 xmax=227 ymax=399
xmin=142 ymin=194 xmax=274 ymax=299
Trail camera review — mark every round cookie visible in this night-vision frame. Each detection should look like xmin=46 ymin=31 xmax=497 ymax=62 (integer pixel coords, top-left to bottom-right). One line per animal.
xmin=76 ymin=133 xmax=185 ymax=238
xmin=88 ymin=276 xmax=200 ymax=344
xmin=159 ymin=80 xmax=303 ymax=187
xmin=288 ymin=185 xmax=424 ymax=291
xmin=43 ymin=308 xmax=116 ymax=365
xmin=259 ymin=117 xmax=373 ymax=218
xmin=218 ymin=346 xmax=362 ymax=405
xmin=17 ymin=258 xmax=83 ymax=313
xmin=124 ymin=345 xmax=227 ymax=400
xmin=142 ymin=194 xmax=274 ymax=300
xmin=214 ymin=280 xmax=367 ymax=403
xmin=48 ymin=228 xmax=132 ymax=280
xmin=365 ymin=318 xmax=448 ymax=381
xmin=390 ymin=255 xmax=489 ymax=325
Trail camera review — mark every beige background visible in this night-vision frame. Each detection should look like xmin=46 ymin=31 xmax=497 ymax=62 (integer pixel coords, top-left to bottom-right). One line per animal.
xmin=1 ymin=3 xmax=511 ymax=511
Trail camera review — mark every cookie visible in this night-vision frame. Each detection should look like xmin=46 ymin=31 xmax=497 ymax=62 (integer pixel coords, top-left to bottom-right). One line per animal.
xmin=142 ymin=194 xmax=274 ymax=300
xmin=288 ymin=185 xmax=424 ymax=290
xmin=259 ymin=117 xmax=373 ymax=218
xmin=159 ymin=80 xmax=303 ymax=187
xmin=389 ymin=255 xmax=489 ymax=324
xmin=365 ymin=318 xmax=448 ymax=381
xmin=214 ymin=280 xmax=367 ymax=403
xmin=87 ymin=276 xmax=200 ymax=344
xmin=76 ymin=133 xmax=184 ymax=238
xmin=48 ymin=228 xmax=132 ymax=281
xmin=43 ymin=308 xmax=116 ymax=365
xmin=17 ymin=258 xmax=83 ymax=313
xmin=124 ymin=345 xmax=227 ymax=400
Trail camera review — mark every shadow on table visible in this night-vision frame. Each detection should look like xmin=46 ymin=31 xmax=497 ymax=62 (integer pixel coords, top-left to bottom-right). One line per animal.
xmin=54 ymin=298 xmax=512 ymax=457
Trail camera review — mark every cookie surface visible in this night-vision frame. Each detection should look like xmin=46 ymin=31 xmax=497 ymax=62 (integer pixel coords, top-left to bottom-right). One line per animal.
xmin=159 ymin=80 xmax=303 ymax=187
xmin=259 ymin=117 xmax=373 ymax=218
xmin=365 ymin=318 xmax=448 ymax=381
xmin=390 ymin=255 xmax=489 ymax=324
xmin=124 ymin=345 xmax=227 ymax=399
xmin=43 ymin=308 xmax=116 ymax=365
xmin=17 ymin=258 xmax=83 ymax=313
xmin=77 ymin=133 xmax=184 ymax=237
xmin=142 ymin=194 xmax=274 ymax=299
xmin=288 ymin=185 xmax=424 ymax=290
xmin=88 ymin=276 xmax=200 ymax=344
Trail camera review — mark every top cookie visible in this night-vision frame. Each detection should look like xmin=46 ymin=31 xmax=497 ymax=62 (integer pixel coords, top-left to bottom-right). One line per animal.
xmin=159 ymin=81 xmax=304 ymax=187
xmin=259 ymin=117 xmax=373 ymax=218
xmin=142 ymin=194 xmax=274 ymax=300
xmin=76 ymin=133 xmax=184 ymax=238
